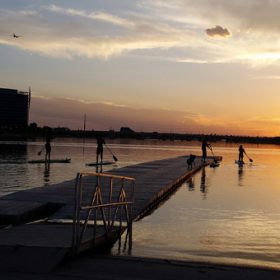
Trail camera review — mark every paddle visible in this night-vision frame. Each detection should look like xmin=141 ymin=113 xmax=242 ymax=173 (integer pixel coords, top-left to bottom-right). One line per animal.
xmin=37 ymin=149 xmax=43 ymax=156
xmin=209 ymin=146 xmax=218 ymax=163
xmin=245 ymin=152 xmax=253 ymax=162
xmin=105 ymin=144 xmax=118 ymax=162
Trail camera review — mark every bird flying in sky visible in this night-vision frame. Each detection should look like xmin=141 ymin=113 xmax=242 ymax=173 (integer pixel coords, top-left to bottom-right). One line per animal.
xmin=12 ymin=33 xmax=21 ymax=38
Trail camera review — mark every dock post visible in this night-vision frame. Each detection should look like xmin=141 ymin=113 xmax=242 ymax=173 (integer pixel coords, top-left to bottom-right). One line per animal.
xmin=128 ymin=220 xmax=133 ymax=253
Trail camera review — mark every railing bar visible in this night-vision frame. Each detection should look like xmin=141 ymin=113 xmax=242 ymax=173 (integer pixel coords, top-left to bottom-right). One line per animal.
xmin=108 ymin=177 xmax=113 ymax=231
xmin=79 ymin=175 xmax=99 ymax=244
xmin=123 ymin=226 xmax=129 ymax=253
xmin=97 ymin=186 xmax=110 ymax=237
xmin=80 ymin=201 xmax=133 ymax=210
xmin=119 ymin=179 xmax=124 ymax=232
xmin=77 ymin=172 xmax=134 ymax=181
xmin=110 ymin=179 xmax=125 ymax=228
xmin=72 ymin=172 xmax=135 ymax=253
xmin=77 ymin=173 xmax=83 ymax=247
xmin=119 ymin=204 xmax=123 ymax=233
xmin=72 ymin=173 xmax=80 ymax=249
xmin=130 ymin=180 xmax=135 ymax=222
xmin=110 ymin=206 xmax=118 ymax=229
xmin=121 ymin=188 xmax=130 ymax=223
xmin=93 ymin=207 xmax=97 ymax=243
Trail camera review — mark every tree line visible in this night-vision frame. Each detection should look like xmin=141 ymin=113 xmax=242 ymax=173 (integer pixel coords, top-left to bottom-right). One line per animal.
xmin=1 ymin=123 xmax=280 ymax=145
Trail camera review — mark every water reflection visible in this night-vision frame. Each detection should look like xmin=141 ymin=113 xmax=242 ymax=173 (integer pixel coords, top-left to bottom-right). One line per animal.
xmin=238 ymin=162 xmax=253 ymax=187
xmin=0 ymin=143 xmax=27 ymax=161
xmin=186 ymin=168 xmax=209 ymax=198
xmin=96 ymin=165 xmax=103 ymax=173
xmin=2 ymin=139 xmax=280 ymax=269
xmin=238 ymin=165 xmax=244 ymax=187
xmin=44 ymin=162 xmax=50 ymax=185
xmin=187 ymin=177 xmax=195 ymax=191
xmin=200 ymin=167 xmax=208 ymax=199
xmin=116 ymin=228 xmax=133 ymax=255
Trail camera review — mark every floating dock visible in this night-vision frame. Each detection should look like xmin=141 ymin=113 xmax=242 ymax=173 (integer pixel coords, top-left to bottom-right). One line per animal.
xmin=0 ymin=155 xmax=221 ymax=272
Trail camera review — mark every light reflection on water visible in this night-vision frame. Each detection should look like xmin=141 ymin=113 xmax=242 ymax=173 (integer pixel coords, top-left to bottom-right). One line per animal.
xmin=112 ymin=142 xmax=280 ymax=270
xmin=0 ymin=139 xmax=280 ymax=269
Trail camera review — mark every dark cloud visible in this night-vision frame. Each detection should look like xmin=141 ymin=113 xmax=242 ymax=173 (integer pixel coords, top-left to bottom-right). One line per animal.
xmin=205 ymin=25 xmax=230 ymax=38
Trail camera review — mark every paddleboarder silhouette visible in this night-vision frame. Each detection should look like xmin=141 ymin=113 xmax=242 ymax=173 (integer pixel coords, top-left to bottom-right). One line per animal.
xmin=45 ymin=134 xmax=51 ymax=162
xmin=201 ymin=137 xmax=211 ymax=162
xmin=238 ymin=145 xmax=245 ymax=162
xmin=96 ymin=134 xmax=105 ymax=165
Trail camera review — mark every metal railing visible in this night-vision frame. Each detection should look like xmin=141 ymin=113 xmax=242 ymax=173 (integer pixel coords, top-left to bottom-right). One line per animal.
xmin=72 ymin=172 xmax=135 ymax=254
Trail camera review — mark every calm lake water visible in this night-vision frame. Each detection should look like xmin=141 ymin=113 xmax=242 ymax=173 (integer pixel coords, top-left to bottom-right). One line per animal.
xmin=0 ymin=138 xmax=280 ymax=269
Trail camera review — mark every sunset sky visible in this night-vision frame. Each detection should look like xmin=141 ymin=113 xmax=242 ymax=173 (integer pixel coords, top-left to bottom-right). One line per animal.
xmin=1 ymin=1 xmax=280 ymax=136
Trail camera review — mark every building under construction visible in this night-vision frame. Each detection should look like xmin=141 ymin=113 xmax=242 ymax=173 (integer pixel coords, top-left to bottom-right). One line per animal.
xmin=0 ymin=88 xmax=31 ymax=128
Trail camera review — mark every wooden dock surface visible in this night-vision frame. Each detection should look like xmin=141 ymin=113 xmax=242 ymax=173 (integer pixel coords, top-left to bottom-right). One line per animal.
xmin=0 ymin=155 xmax=215 ymax=223
xmin=0 ymin=155 xmax=221 ymax=272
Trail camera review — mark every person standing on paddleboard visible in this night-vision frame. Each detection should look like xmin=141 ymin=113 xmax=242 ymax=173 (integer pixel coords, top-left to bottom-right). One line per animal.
xmin=238 ymin=145 xmax=245 ymax=162
xmin=96 ymin=134 xmax=105 ymax=164
xmin=201 ymin=137 xmax=212 ymax=162
xmin=45 ymin=134 xmax=51 ymax=162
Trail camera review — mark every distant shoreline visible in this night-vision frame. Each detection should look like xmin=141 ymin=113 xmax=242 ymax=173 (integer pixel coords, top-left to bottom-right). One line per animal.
xmin=1 ymin=127 xmax=280 ymax=145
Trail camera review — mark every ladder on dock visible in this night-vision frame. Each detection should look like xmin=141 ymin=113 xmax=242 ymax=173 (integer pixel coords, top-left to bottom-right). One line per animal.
xmin=0 ymin=173 xmax=135 ymax=272
xmin=71 ymin=172 xmax=135 ymax=254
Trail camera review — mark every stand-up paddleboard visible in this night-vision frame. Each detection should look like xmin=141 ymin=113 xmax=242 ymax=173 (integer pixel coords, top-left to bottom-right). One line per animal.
xmin=235 ymin=160 xmax=244 ymax=167
xmin=210 ymin=161 xmax=220 ymax=168
xmin=86 ymin=161 xmax=115 ymax=167
xmin=28 ymin=158 xmax=71 ymax=164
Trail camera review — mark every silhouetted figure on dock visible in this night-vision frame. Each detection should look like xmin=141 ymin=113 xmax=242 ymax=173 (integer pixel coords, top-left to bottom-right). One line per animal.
xmin=201 ymin=137 xmax=211 ymax=162
xmin=238 ymin=145 xmax=245 ymax=162
xmin=187 ymin=154 xmax=196 ymax=169
xmin=96 ymin=135 xmax=105 ymax=165
xmin=45 ymin=134 xmax=51 ymax=162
